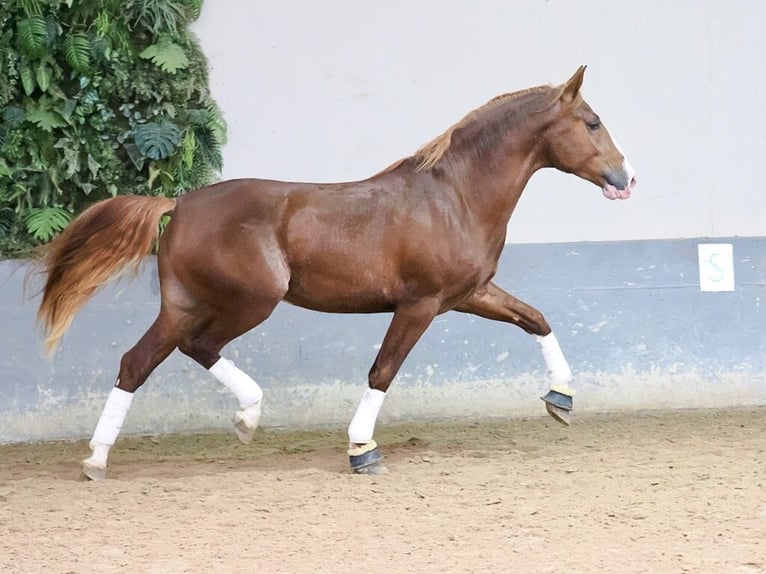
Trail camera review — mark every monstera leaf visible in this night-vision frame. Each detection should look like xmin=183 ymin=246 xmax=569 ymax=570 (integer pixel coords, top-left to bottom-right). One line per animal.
xmin=134 ymin=120 xmax=181 ymax=160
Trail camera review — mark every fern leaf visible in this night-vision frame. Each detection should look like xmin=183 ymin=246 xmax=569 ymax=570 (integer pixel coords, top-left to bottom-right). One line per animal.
xmin=205 ymin=100 xmax=227 ymax=144
xmin=134 ymin=120 xmax=181 ymax=160
xmin=185 ymin=0 xmax=203 ymax=20
xmin=19 ymin=0 xmax=43 ymax=17
xmin=16 ymin=17 xmax=48 ymax=58
xmin=63 ymin=33 xmax=91 ymax=73
xmin=139 ymin=40 xmax=188 ymax=74
xmin=179 ymin=129 xmax=195 ymax=168
xmin=25 ymin=207 xmax=72 ymax=242
xmin=0 ymin=209 xmax=13 ymax=238
xmin=192 ymin=126 xmax=223 ymax=171
xmin=2 ymin=106 xmax=26 ymax=128
xmin=93 ymin=11 xmax=110 ymax=38
xmin=129 ymin=0 xmax=190 ymax=36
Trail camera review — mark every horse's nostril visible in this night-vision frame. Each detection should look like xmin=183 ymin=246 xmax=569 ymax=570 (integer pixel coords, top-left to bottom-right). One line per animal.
xmin=629 ymin=176 xmax=637 ymax=189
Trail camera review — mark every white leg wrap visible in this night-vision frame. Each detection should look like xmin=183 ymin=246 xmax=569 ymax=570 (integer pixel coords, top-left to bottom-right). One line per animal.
xmin=209 ymin=358 xmax=263 ymax=409
xmin=91 ymin=387 xmax=134 ymax=447
xmin=348 ymin=388 xmax=386 ymax=444
xmin=535 ymin=332 xmax=573 ymax=387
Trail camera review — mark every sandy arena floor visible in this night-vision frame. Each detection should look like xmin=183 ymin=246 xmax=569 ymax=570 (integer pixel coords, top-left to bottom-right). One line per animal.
xmin=1 ymin=407 xmax=765 ymax=573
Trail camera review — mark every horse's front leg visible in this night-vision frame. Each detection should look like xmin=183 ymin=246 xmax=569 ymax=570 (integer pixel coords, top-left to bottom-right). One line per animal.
xmin=348 ymin=299 xmax=440 ymax=474
xmin=455 ymin=282 xmax=575 ymax=425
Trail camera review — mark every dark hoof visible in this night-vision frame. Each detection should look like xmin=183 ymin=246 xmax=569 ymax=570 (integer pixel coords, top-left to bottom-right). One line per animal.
xmin=540 ymin=388 xmax=573 ymax=411
xmin=349 ymin=441 xmax=384 ymax=474
xmin=541 ymin=387 xmax=574 ymax=427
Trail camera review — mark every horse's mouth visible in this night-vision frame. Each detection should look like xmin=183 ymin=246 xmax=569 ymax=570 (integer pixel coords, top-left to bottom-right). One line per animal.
xmin=602 ymin=184 xmax=631 ymax=200
xmin=601 ymin=166 xmax=636 ymax=200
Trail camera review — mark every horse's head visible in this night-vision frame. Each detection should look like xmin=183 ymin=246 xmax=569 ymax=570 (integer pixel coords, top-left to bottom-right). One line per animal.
xmin=543 ymin=66 xmax=637 ymax=200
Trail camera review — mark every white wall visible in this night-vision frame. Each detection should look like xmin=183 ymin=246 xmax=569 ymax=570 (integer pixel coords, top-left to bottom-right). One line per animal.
xmin=192 ymin=0 xmax=765 ymax=243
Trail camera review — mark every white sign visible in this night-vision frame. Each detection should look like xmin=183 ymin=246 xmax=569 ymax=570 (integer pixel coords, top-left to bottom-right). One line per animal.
xmin=697 ymin=244 xmax=735 ymax=292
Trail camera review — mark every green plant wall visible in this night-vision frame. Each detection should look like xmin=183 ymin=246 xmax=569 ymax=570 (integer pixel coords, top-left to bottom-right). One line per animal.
xmin=0 ymin=0 xmax=226 ymax=256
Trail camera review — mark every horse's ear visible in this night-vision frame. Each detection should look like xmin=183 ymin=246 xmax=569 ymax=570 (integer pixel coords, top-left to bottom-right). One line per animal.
xmin=560 ymin=65 xmax=587 ymax=104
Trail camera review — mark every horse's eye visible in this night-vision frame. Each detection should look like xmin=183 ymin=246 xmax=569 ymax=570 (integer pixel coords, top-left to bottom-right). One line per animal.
xmin=587 ymin=119 xmax=601 ymax=131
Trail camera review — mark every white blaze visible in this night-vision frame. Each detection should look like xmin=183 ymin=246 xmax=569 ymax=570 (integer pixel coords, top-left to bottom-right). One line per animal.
xmin=606 ymin=127 xmax=636 ymax=189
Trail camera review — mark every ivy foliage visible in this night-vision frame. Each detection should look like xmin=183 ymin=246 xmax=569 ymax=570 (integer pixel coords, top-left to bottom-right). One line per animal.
xmin=0 ymin=0 xmax=226 ymax=256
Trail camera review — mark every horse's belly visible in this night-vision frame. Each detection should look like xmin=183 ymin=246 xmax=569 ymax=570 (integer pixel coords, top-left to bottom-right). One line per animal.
xmin=283 ymin=280 xmax=395 ymax=314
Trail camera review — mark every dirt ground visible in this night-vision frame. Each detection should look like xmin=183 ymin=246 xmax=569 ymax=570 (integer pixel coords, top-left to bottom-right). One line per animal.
xmin=1 ymin=408 xmax=764 ymax=574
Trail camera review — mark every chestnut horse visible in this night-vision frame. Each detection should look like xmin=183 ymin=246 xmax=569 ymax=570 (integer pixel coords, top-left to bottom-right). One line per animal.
xmin=36 ymin=66 xmax=636 ymax=479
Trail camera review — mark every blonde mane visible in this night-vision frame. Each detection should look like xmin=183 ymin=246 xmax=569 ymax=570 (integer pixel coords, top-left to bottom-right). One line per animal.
xmin=412 ymin=84 xmax=563 ymax=171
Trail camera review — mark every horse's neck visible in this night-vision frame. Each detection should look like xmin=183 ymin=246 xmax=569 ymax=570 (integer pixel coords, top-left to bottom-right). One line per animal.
xmin=450 ymin=134 xmax=544 ymax=236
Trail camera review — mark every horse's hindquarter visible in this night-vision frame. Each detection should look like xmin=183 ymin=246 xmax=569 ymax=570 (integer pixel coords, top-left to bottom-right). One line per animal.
xmin=159 ymin=179 xmax=293 ymax=311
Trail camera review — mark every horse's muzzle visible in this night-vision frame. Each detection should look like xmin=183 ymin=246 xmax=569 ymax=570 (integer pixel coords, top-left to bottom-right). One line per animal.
xmin=602 ymin=161 xmax=637 ymax=200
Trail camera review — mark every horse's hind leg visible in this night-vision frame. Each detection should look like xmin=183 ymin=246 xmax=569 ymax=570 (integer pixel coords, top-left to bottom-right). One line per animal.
xmin=455 ymin=281 xmax=575 ymax=425
xmin=82 ymin=308 xmax=186 ymax=480
xmin=178 ymin=302 xmax=281 ymax=444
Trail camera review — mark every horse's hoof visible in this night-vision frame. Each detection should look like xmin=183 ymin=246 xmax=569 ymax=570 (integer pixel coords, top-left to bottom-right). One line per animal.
xmin=233 ymin=402 xmax=261 ymax=444
xmin=81 ymin=458 xmax=107 ymax=481
xmin=541 ymin=387 xmax=574 ymax=410
xmin=545 ymin=402 xmax=571 ymax=426
xmin=348 ymin=441 xmax=385 ymax=474
xmin=233 ymin=415 xmax=256 ymax=444
xmin=353 ymin=462 xmax=389 ymax=475
xmin=541 ymin=386 xmax=574 ymax=426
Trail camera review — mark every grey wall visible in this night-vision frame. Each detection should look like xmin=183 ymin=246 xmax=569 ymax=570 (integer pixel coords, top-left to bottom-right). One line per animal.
xmin=192 ymin=0 xmax=766 ymax=243
xmin=3 ymin=2 xmax=766 ymax=443
xmin=2 ymin=237 xmax=764 ymax=443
